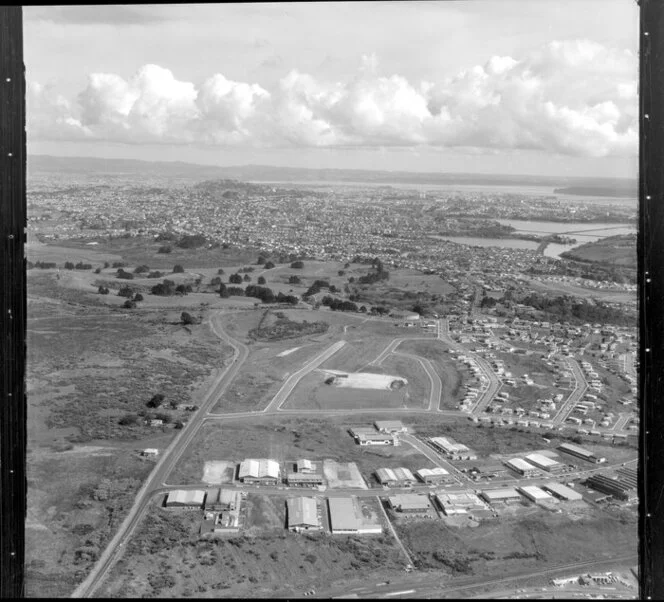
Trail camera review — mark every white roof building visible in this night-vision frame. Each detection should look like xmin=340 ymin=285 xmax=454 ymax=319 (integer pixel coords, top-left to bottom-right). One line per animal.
xmin=525 ymin=453 xmax=561 ymax=472
xmin=287 ymin=497 xmax=319 ymax=531
xmin=166 ymin=489 xmax=206 ymax=507
xmin=239 ymin=458 xmax=280 ymax=480
xmin=518 ymin=486 xmax=553 ymax=502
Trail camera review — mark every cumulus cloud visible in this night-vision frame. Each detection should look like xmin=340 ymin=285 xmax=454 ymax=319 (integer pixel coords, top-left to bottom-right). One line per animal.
xmin=27 ymin=39 xmax=637 ymax=156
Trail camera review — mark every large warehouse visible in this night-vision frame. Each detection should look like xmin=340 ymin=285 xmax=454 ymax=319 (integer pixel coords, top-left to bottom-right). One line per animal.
xmin=524 ymin=453 xmax=563 ymax=473
xmin=435 ymin=491 xmax=484 ymax=515
xmin=327 ymin=497 xmax=382 ymax=535
xmin=517 ymin=486 xmax=553 ymax=502
xmin=541 ymin=482 xmax=583 ymax=501
xmin=585 ymin=474 xmax=637 ymax=501
xmin=165 ymin=489 xmax=206 ymax=509
xmin=558 ymin=443 xmax=606 ymax=464
xmin=286 ymin=497 xmax=321 ymax=532
xmin=375 ymin=467 xmax=416 ymax=487
xmin=238 ymin=458 xmax=280 ymax=485
xmin=387 ymin=494 xmax=431 ymax=515
xmin=504 ymin=458 xmax=540 ymax=477
xmin=415 ymin=467 xmax=454 ymax=484
xmin=480 ymin=488 xmax=522 ymax=505
xmin=429 ymin=436 xmax=477 ymax=460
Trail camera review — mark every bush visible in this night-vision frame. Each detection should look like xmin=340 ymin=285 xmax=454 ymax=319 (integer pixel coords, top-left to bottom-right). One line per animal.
xmin=97 ymin=286 xmax=110 ymax=295
xmin=157 ymin=245 xmax=172 ymax=254
xmin=229 ymin=273 xmax=243 ymax=284
xmin=176 ymin=234 xmax=207 ymax=249
xmin=134 ymin=293 xmax=144 ymax=302
xmin=118 ymin=285 xmax=134 ymax=298
xmin=290 ymin=261 xmax=304 ymax=269
xmin=257 ymin=276 xmax=266 ymax=285
xmin=217 ymin=268 xmax=225 ymax=275
xmin=134 ymin=264 xmax=150 ymax=274
xmin=173 ymin=264 xmax=185 ymax=273
xmin=264 ymin=261 xmax=275 ymax=269
xmin=119 ymin=414 xmax=139 ymax=426
xmin=94 ymin=267 xmax=102 ymax=274
xmin=147 ymin=393 xmax=165 ymax=408
xmin=112 ymin=262 xmax=127 ymax=268
xmin=181 ymin=311 xmax=196 ymax=325
xmin=288 ymin=275 xmax=301 ymax=284
xmin=123 ymin=300 xmax=137 ymax=309
xmin=116 ymin=269 xmax=134 ymax=280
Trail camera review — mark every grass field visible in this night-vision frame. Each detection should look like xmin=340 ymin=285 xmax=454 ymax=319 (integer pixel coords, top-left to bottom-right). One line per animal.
xmin=168 ymin=418 xmax=437 ymax=487
xmin=561 ymin=235 xmax=637 ymax=269
xmin=396 ymin=508 xmax=636 ymax=577
xmin=98 ymin=501 xmax=404 ymax=598
xmin=25 ymin=448 xmax=153 ymax=598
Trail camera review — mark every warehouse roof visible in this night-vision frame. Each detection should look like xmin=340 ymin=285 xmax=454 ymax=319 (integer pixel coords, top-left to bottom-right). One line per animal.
xmin=481 ymin=488 xmax=521 ymax=500
xmin=287 ymin=497 xmax=318 ymax=528
xmin=518 ymin=486 xmax=552 ymax=500
xmin=374 ymin=420 xmax=406 ymax=432
xmin=167 ymin=489 xmax=206 ymax=506
xmin=388 ymin=494 xmax=430 ymax=511
xmin=541 ymin=482 xmax=583 ymax=500
xmin=505 ymin=457 xmax=538 ymax=471
xmin=525 ymin=453 xmax=559 ymax=467
xmin=239 ymin=458 xmax=280 ymax=479
xmin=328 ymin=497 xmax=362 ymax=531
xmin=416 ymin=467 xmax=449 ymax=478
xmin=376 ymin=467 xmax=397 ymax=482
xmin=558 ymin=442 xmax=594 ymax=457
xmin=297 ymin=459 xmax=314 ymax=472
xmin=392 ymin=467 xmax=416 ymax=482
xmin=430 ymin=436 xmax=469 ymax=453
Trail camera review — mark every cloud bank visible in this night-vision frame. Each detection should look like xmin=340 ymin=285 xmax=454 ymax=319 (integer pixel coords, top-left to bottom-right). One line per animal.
xmin=27 ymin=40 xmax=637 ymax=157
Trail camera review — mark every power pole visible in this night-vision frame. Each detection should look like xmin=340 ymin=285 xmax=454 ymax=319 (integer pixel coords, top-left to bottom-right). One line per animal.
xmin=0 ymin=6 xmax=26 ymax=599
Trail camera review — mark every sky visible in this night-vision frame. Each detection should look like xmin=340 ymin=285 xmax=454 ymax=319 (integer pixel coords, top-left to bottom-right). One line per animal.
xmin=24 ymin=1 xmax=640 ymax=178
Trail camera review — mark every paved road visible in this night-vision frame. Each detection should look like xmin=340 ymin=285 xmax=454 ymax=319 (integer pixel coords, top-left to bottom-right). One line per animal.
xmin=552 ymin=358 xmax=588 ymax=425
xmin=71 ymin=313 xmax=249 ymax=598
xmin=393 ymin=351 xmax=441 ymax=411
xmin=400 ymin=433 xmax=467 ymax=482
xmin=265 ymin=340 xmax=346 ymax=412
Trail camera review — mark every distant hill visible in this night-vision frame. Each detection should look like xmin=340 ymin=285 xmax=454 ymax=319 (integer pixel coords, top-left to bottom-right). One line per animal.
xmin=28 ymin=154 xmax=637 ymax=194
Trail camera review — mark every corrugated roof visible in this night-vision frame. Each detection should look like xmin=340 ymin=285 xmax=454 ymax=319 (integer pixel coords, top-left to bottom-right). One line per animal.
xmin=481 ymin=488 xmax=521 ymax=499
xmin=518 ymin=486 xmax=552 ymax=500
xmin=376 ymin=467 xmax=397 ymax=482
xmin=392 ymin=467 xmax=415 ymax=482
xmin=416 ymin=467 xmax=449 ymax=478
xmin=542 ymin=482 xmax=582 ymax=500
xmin=167 ymin=489 xmax=206 ymax=506
xmin=239 ymin=458 xmax=280 ymax=479
xmin=525 ymin=453 xmax=559 ymax=467
xmin=506 ymin=458 xmax=538 ymax=471
xmin=328 ymin=497 xmax=362 ymax=531
xmin=374 ymin=420 xmax=405 ymax=431
xmin=389 ymin=494 xmax=430 ymax=511
xmin=287 ymin=497 xmax=318 ymax=527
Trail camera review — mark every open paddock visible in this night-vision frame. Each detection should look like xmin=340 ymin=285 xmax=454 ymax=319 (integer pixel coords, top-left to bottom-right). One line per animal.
xmin=168 ymin=417 xmax=437 ymax=487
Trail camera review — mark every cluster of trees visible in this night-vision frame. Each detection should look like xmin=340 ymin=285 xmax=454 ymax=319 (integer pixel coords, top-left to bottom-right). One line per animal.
xmin=304 ymin=279 xmax=331 ymax=297
xmin=290 ymin=260 xmax=304 ymax=269
xmin=97 ymin=286 xmax=110 ymax=295
xmin=134 ymin=264 xmax=150 ymax=274
xmin=288 ymin=275 xmax=301 ymax=284
xmin=27 ymin=261 xmax=57 ymax=269
xmin=520 ymin=292 xmax=636 ymax=326
xmin=116 ymin=268 xmax=134 ymax=280
xmin=218 ymin=283 xmax=297 ymax=304
xmin=151 ymin=279 xmax=193 ymax=296
xmin=157 ymin=245 xmax=172 ymax=254
xmin=111 ymin=262 xmax=127 ymax=268
xmin=238 ymin=266 xmax=254 ymax=273
xmin=320 ymin=296 xmax=358 ymax=312
xmin=176 ymin=234 xmax=207 ymax=249
xmin=357 ymin=259 xmax=389 ymax=284
xmin=64 ymin=261 xmax=93 ymax=270
xmin=181 ymin=311 xmax=199 ymax=325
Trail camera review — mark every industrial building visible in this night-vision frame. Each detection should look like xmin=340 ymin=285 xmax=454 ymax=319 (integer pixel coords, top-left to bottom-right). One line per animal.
xmin=428 ymin=436 xmax=477 ymax=460
xmin=616 ymin=467 xmax=638 ymax=489
xmin=435 ymin=491 xmax=484 ymax=515
xmin=349 ymin=427 xmax=395 ymax=446
xmin=524 ymin=453 xmax=563 ymax=473
xmin=238 ymin=458 xmax=280 ymax=485
xmin=504 ymin=458 xmax=540 ymax=477
xmin=286 ymin=497 xmax=321 ymax=532
xmin=558 ymin=443 xmax=606 ymax=464
xmin=374 ymin=420 xmax=408 ymax=434
xmin=165 ymin=489 xmax=206 ymax=509
xmin=205 ymin=489 xmax=241 ymax=512
xmin=387 ymin=494 xmax=431 ymax=516
xmin=479 ymin=488 xmax=522 ymax=505
xmin=327 ymin=497 xmax=382 ymax=535
xmin=541 ymin=482 xmax=583 ymax=501
xmin=585 ymin=474 xmax=637 ymax=501
xmin=375 ymin=467 xmax=416 ymax=487
xmin=517 ymin=485 xmax=553 ymax=502
xmin=285 ymin=472 xmax=325 ymax=487
xmin=415 ymin=467 xmax=455 ymax=484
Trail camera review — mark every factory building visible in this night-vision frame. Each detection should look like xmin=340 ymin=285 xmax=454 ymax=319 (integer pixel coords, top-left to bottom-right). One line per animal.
xmin=286 ymin=497 xmax=321 ymax=532
xmin=285 ymin=472 xmax=325 ymax=487
xmin=387 ymin=494 xmax=431 ymax=516
xmin=504 ymin=458 xmax=540 ymax=477
xmin=524 ymin=453 xmax=564 ymax=473
xmin=205 ymin=489 xmax=241 ymax=512
xmin=585 ymin=474 xmax=637 ymax=502
xmin=374 ymin=420 xmax=408 ymax=434
xmin=238 ymin=458 xmax=280 ymax=485
xmin=349 ymin=427 xmax=395 ymax=446
xmin=428 ymin=436 xmax=477 ymax=460
xmin=558 ymin=443 xmax=606 ymax=464
xmin=327 ymin=497 xmax=382 ymax=535
xmin=541 ymin=482 xmax=583 ymax=501
xmin=435 ymin=491 xmax=484 ymax=515
xmin=415 ymin=467 xmax=455 ymax=484
xmin=165 ymin=489 xmax=206 ymax=509
xmin=479 ymin=488 xmax=522 ymax=505
xmin=517 ymin=486 xmax=553 ymax=502
xmin=375 ymin=467 xmax=416 ymax=487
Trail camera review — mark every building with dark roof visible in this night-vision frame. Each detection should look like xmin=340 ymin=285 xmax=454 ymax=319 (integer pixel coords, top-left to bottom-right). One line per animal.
xmin=585 ymin=474 xmax=637 ymax=501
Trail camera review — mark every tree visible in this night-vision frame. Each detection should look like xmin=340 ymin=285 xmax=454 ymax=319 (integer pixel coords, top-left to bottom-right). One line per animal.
xmin=264 ymin=261 xmax=275 ymax=269
xmin=118 ymin=285 xmax=134 ymax=298
xmin=218 ymin=283 xmax=229 ymax=298
xmin=181 ymin=311 xmax=195 ymax=325
xmin=256 ymin=255 xmax=267 ymax=265
xmin=94 ymin=267 xmax=102 ymax=274
xmin=288 ymin=275 xmax=301 ymax=284
xmin=147 ymin=393 xmax=165 ymax=408
xmin=243 ymin=274 xmax=251 ymax=282
xmin=134 ymin=265 xmax=150 ymax=274
xmin=210 ymin=276 xmax=222 ymax=286
xmin=97 ymin=286 xmax=109 ymax=295
xmin=338 ymin=270 xmax=345 ymax=276
xmin=290 ymin=261 xmax=304 ymax=269
xmin=217 ymin=268 xmax=225 ymax=275
xmin=118 ymin=414 xmax=139 ymax=426
xmin=123 ymin=299 xmax=137 ymax=309
xmin=157 ymin=245 xmax=172 ymax=254
xmin=229 ymin=273 xmax=243 ymax=284
xmin=173 ymin=420 xmax=184 ymax=430
xmin=134 ymin=293 xmax=144 ymax=302
xmin=173 ymin=264 xmax=185 ymax=273
xmin=64 ymin=261 xmax=75 ymax=270
xmin=257 ymin=276 xmax=266 ymax=285
xmin=175 ymin=284 xmax=188 ymax=295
